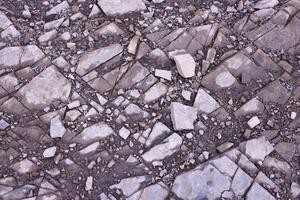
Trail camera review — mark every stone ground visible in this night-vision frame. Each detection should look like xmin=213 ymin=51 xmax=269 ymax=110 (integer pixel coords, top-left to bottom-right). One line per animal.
xmin=1 ymin=0 xmax=300 ymax=199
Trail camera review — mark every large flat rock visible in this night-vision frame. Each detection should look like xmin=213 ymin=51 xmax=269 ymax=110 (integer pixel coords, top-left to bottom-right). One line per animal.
xmin=97 ymin=0 xmax=146 ymax=16
xmin=17 ymin=66 xmax=71 ymax=109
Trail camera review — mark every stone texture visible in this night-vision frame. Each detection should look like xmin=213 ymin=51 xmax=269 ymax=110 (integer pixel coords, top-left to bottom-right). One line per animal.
xmin=173 ymin=53 xmax=196 ymax=78
xmin=171 ymin=102 xmax=197 ymax=130
xmin=97 ymin=0 xmax=146 ymax=16
xmin=193 ymin=88 xmax=220 ymax=114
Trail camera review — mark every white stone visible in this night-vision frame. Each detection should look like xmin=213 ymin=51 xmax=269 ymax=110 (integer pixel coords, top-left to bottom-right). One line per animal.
xmin=50 ymin=115 xmax=66 ymax=138
xmin=246 ymin=182 xmax=276 ymax=200
xmin=153 ymin=0 xmax=165 ymax=3
xmin=17 ymin=66 xmax=71 ymax=109
xmin=128 ymin=35 xmax=139 ymax=55
xmin=146 ymin=122 xmax=171 ymax=147
xmin=255 ymin=0 xmax=279 ymax=9
xmin=291 ymin=112 xmax=297 ymax=119
xmin=97 ymin=94 xmax=108 ymax=105
xmin=97 ymin=0 xmax=146 ymax=16
xmin=155 ymin=69 xmax=172 ymax=81
xmin=247 ymin=116 xmax=260 ymax=128
xmin=43 ymin=146 xmax=57 ymax=158
xmin=215 ymin=71 xmax=236 ymax=88
xmin=1 ymin=25 xmax=20 ymax=39
xmin=231 ymin=168 xmax=253 ymax=196
xmin=193 ymin=88 xmax=220 ymax=114
xmin=85 ymin=176 xmax=93 ymax=191
xmin=0 ymin=119 xmax=9 ymax=130
xmin=44 ymin=17 xmax=65 ymax=30
xmin=240 ymin=137 xmax=274 ymax=162
xmin=9 ymin=159 xmax=38 ymax=174
xmin=46 ymin=1 xmax=69 ymax=16
xmin=73 ymin=122 xmax=114 ymax=145
xmin=0 ymin=11 xmax=13 ymax=30
xmin=38 ymin=30 xmax=57 ymax=43
xmin=118 ymin=127 xmax=130 ymax=140
xmin=291 ymin=182 xmax=300 ymax=199
xmin=181 ymin=90 xmax=191 ymax=101
xmin=79 ymin=142 xmax=100 ymax=154
xmin=89 ymin=4 xmax=101 ymax=18
xmin=142 ymin=133 xmax=182 ymax=162
xmin=94 ymin=23 xmax=124 ymax=36
xmin=173 ymin=53 xmax=196 ymax=78
xmin=76 ymin=44 xmax=123 ymax=75
xmin=144 ymin=82 xmax=168 ymax=103
xmin=171 ymin=102 xmax=197 ymax=130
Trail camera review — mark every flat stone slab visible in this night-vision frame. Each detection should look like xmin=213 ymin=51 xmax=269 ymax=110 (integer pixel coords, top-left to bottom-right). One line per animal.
xmin=17 ymin=66 xmax=71 ymax=109
xmin=193 ymin=88 xmax=220 ymax=114
xmin=171 ymin=102 xmax=197 ymax=130
xmin=76 ymin=44 xmax=123 ymax=76
xmin=97 ymin=0 xmax=146 ymax=16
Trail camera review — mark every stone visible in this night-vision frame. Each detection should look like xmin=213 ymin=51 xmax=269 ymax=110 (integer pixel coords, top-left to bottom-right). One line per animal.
xmin=255 ymin=0 xmax=279 ymax=9
xmin=0 ymin=11 xmax=13 ymax=30
xmin=44 ymin=17 xmax=65 ymax=30
xmin=152 ymin=0 xmax=165 ymax=3
xmin=274 ymin=142 xmax=296 ymax=162
xmin=43 ymin=146 xmax=57 ymax=158
xmin=235 ymin=98 xmax=264 ymax=116
xmin=171 ymin=102 xmax=197 ymax=130
xmin=247 ymin=116 xmax=261 ymax=128
xmin=118 ymin=127 xmax=130 ymax=140
xmin=111 ymin=176 xmax=146 ymax=197
xmin=193 ymin=88 xmax=220 ymax=114
xmin=291 ymin=182 xmax=300 ymax=199
xmin=181 ymin=90 xmax=192 ymax=101
xmin=38 ymin=30 xmax=57 ymax=43
xmin=73 ymin=122 xmax=114 ymax=145
xmin=0 ymin=119 xmax=9 ymax=130
xmin=172 ymin=164 xmax=231 ymax=200
xmin=0 ymin=45 xmax=45 ymax=69
xmin=246 ymin=182 xmax=276 ymax=200
xmin=76 ymin=44 xmax=123 ymax=75
xmin=50 ymin=115 xmax=66 ymax=138
xmin=124 ymin=103 xmax=149 ymax=118
xmin=9 ymin=159 xmax=38 ymax=174
xmin=17 ymin=66 xmax=71 ymax=109
xmin=1 ymin=25 xmax=20 ymax=39
xmin=145 ymin=122 xmax=171 ymax=147
xmin=173 ymin=53 xmax=196 ymax=78
xmin=142 ymin=133 xmax=182 ymax=162
xmin=210 ymin=156 xmax=238 ymax=177
xmin=240 ymin=137 xmax=274 ymax=162
xmin=94 ymin=23 xmax=124 ymax=36
xmin=46 ymin=1 xmax=69 ymax=16
xmin=79 ymin=142 xmax=100 ymax=154
xmin=89 ymin=4 xmax=101 ymax=18
xmin=85 ymin=176 xmax=93 ymax=191
xmin=128 ymin=35 xmax=139 ymax=55
xmin=215 ymin=70 xmax=236 ymax=88
xmin=136 ymin=182 xmax=169 ymax=200
xmin=143 ymin=82 xmax=168 ymax=103
xmin=97 ymin=0 xmax=146 ymax=16
xmin=155 ymin=69 xmax=172 ymax=81
xmin=231 ymin=168 xmax=253 ymax=197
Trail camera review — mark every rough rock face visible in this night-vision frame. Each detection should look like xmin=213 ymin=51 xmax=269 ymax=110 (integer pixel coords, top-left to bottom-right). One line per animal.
xmin=17 ymin=66 xmax=71 ymax=109
xmin=98 ymin=0 xmax=146 ymax=16
xmin=1 ymin=0 xmax=299 ymax=199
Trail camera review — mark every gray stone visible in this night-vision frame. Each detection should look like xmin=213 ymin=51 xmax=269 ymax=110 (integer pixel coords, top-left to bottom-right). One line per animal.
xmin=94 ymin=23 xmax=124 ymax=36
xmin=274 ymin=142 xmax=296 ymax=162
xmin=43 ymin=146 xmax=57 ymax=158
xmin=142 ymin=133 xmax=182 ymax=162
xmin=46 ymin=1 xmax=69 ymax=16
xmin=210 ymin=156 xmax=238 ymax=177
xmin=98 ymin=0 xmax=146 ymax=16
xmin=50 ymin=115 xmax=66 ymax=138
xmin=235 ymin=98 xmax=265 ymax=117
xmin=193 ymin=88 xmax=220 ymax=114
xmin=44 ymin=17 xmax=65 ymax=30
xmin=231 ymin=168 xmax=253 ymax=197
xmin=155 ymin=69 xmax=172 ymax=81
xmin=255 ymin=0 xmax=279 ymax=9
xmin=38 ymin=30 xmax=57 ymax=43
xmin=0 ymin=11 xmax=13 ymax=30
xmin=240 ymin=137 xmax=274 ymax=162
xmin=143 ymin=82 xmax=168 ymax=103
xmin=111 ymin=176 xmax=146 ymax=197
xmin=291 ymin=182 xmax=300 ymax=199
xmin=73 ymin=122 xmax=114 ymax=145
xmin=145 ymin=122 xmax=170 ymax=147
xmin=9 ymin=159 xmax=38 ymax=174
xmin=0 ymin=119 xmax=9 ymax=130
xmin=172 ymin=164 xmax=231 ymax=200
xmin=171 ymin=102 xmax=197 ymax=130
xmin=17 ymin=66 xmax=71 ymax=109
xmin=173 ymin=53 xmax=196 ymax=78
xmin=76 ymin=44 xmax=123 ymax=75
xmin=246 ymin=182 xmax=276 ymax=200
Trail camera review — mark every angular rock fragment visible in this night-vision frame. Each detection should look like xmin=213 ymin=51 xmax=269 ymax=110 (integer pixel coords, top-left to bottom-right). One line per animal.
xmin=17 ymin=66 xmax=71 ymax=109
xmin=193 ymin=88 xmax=220 ymax=114
xmin=231 ymin=168 xmax=253 ymax=197
xmin=38 ymin=30 xmax=57 ymax=43
xmin=46 ymin=1 xmax=69 ymax=16
xmin=73 ymin=122 xmax=113 ymax=145
xmin=171 ymin=102 xmax=197 ymax=130
xmin=142 ymin=133 xmax=182 ymax=162
xmin=173 ymin=53 xmax=196 ymax=78
xmin=111 ymin=176 xmax=146 ymax=197
xmin=9 ymin=159 xmax=38 ymax=174
xmin=143 ymin=82 xmax=168 ymax=103
xmin=235 ymin=98 xmax=264 ymax=117
xmin=76 ymin=44 xmax=123 ymax=75
xmin=43 ymin=146 xmax=57 ymax=158
xmin=246 ymin=182 xmax=276 ymax=200
xmin=172 ymin=164 xmax=231 ymax=200
xmin=155 ymin=69 xmax=172 ymax=81
xmin=247 ymin=116 xmax=260 ymax=128
xmin=145 ymin=122 xmax=170 ymax=147
xmin=50 ymin=115 xmax=66 ymax=138
xmin=97 ymin=0 xmax=146 ymax=16
xmin=240 ymin=137 xmax=274 ymax=162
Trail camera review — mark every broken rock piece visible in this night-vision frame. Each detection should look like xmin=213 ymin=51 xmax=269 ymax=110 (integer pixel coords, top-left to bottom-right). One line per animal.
xmin=173 ymin=53 xmax=196 ymax=78
xmin=97 ymin=0 xmax=146 ymax=16
xmin=171 ymin=102 xmax=197 ymax=130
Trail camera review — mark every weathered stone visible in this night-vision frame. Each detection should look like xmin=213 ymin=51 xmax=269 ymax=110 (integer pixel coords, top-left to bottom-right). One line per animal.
xmin=142 ymin=133 xmax=182 ymax=162
xmin=247 ymin=116 xmax=260 ymax=128
xmin=43 ymin=146 xmax=57 ymax=158
xmin=193 ymin=88 xmax=220 ymax=114
xmin=73 ymin=122 xmax=114 ymax=145
xmin=0 ymin=119 xmax=9 ymax=130
xmin=76 ymin=44 xmax=123 ymax=75
xmin=255 ymin=0 xmax=279 ymax=9
xmin=275 ymin=142 xmax=296 ymax=162
xmin=111 ymin=176 xmax=146 ymax=197
xmin=46 ymin=1 xmax=69 ymax=16
xmin=94 ymin=23 xmax=124 ymax=37
xmin=155 ymin=69 xmax=172 ymax=81
xmin=50 ymin=115 xmax=66 ymax=138
xmin=85 ymin=176 xmax=93 ymax=191
xmin=9 ymin=159 xmax=38 ymax=174
xmin=240 ymin=137 xmax=274 ymax=162
xmin=231 ymin=168 xmax=253 ymax=197
xmin=17 ymin=66 xmax=71 ymax=109
xmin=143 ymin=82 xmax=168 ymax=103
xmin=171 ymin=102 xmax=197 ymax=130
xmin=235 ymin=98 xmax=264 ymax=116
xmin=38 ymin=30 xmax=57 ymax=43
xmin=173 ymin=53 xmax=196 ymax=78
xmin=97 ymin=0 xmax=146 ymax=16
xmin=44 ymin=17 xmax=65 ymax=30
xmin=172 ymin=164 xmax=231 ymax=200
xmin=291 ymin=182 xmax=300 ymax=199
xmin=246 ymin=182 xmax=276 ymax=200
xmin=145 ymin=122 xmax=170 ymax=147
xmin=210 ymin=156 xmax=238 ymax=177
xmin=118 ymin=127 xmax=130 ymax=140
